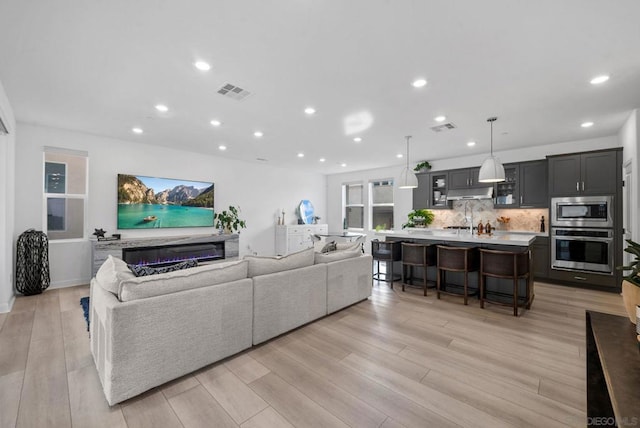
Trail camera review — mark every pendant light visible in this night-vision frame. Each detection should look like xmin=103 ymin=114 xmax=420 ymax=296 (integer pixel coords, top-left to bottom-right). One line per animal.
xmin=398 ymin=135 xmax=418 ymax=189
xmin=478 ymin=116 xmax=505 ymax=183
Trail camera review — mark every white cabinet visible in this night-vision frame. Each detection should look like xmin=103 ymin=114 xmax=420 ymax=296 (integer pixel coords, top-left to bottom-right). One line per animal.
xmin=275 ymin=224 xmax=328 ymax=255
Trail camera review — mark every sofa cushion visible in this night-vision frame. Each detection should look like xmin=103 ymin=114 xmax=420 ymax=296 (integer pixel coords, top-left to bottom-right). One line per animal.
xmin=118 ymin=259 xmax=248 ymax=302
xmin=244 ymin=247 xmax=314 ymax=277
xmin=335 ymin=241 xmax=363 ymax=252
xmin=128 ymin=258 xmax=198 ymax=277
xmin=320 ymin=240 xmax=337 ymax=253
xmin=95 ymin=255 xmax=135 ymax=295
xmin=314 ymin=248 xmax=362 ymax=264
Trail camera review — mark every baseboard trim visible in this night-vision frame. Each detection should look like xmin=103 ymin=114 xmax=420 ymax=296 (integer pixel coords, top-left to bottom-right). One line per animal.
xmin=49 ymin=278 xmax=91 ymax=289
xmin=0 ymin=294 xmax=16 ymax=313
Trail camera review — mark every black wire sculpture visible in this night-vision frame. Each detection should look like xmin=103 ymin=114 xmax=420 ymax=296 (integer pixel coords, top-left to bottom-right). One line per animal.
xmin=15 ymin=229 xmax=50 ymax=295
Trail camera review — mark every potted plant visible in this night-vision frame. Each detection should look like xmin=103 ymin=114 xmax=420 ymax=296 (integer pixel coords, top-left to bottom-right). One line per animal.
xmin=414 ymin=161 xmax=432 ymax=173
xmin=214 ymin=205 xmax=247 ymax=234
xmin=402 ymin=209 xmax=434 ymax=229
xmin=618 ymin=239 xmax=640 ymax=324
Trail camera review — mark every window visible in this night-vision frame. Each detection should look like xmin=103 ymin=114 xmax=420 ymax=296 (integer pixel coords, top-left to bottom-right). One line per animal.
xmin=43 ymin=148 xmax=88 ymax=240
xmin=342 ymin=183 xmax=364 ymax=229
xmin=369 ymin=180 xmax=394 ymax=230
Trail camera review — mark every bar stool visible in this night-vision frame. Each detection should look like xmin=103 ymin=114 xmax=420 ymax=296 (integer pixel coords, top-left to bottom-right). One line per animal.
xmin=401 ymin=243 xmax=436 ymax=296
xmin=479 ymin=248 xmax=533 ymax=316
xmin=371 ymin=240 xmax=402 ymax=287
xmin=436 ymin=245 xmax=479 ymax=305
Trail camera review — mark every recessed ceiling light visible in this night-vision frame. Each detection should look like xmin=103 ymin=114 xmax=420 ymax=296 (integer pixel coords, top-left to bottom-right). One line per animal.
xmin=590 ymin=75 xmax=609 ymax=85
xmin=319 ymin=158 xmax=326 ymax=162
xmin=132 ymin=127 xmax=143 ymax=134
xmin=304 ymin=107 xmax=316 ymax=115
xmin=218 ymin=145 xmax=227 ymax=151
xmin=254 ymin=131 xmax=263 ymax=138
xmin=412 ymin=78 xmax=427 ymax=88
xmin=297 ymin=153 xmax=304 ymax=158
xmin=434 ymin=115 xmax=446 ymax=122
xmin=340 ymin=163 xmax=347 ymax=167
xmin=581 ymin=121 xmax=594 ymax=128
xmin=396 ymin=153 xmax=403 ymax=158
xmin=155 ymin=104 xmax=169 ymax=112
xmin=353 ymin=137 xmax=362 ymax=142
xmin=467 ymin=141 xmax=476 ymax=147
xmin=210 ymin=120 xmax=222 ymax=127
xmin=194 ymin=61 xmax=211 ymax=71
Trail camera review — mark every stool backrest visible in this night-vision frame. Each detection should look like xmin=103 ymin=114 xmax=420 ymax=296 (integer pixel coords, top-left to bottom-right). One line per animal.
xmin=480 ymin=249 xmax=530 ymax=276
xmin=371 ymin=240 xmax=402 ymax=260
xmin=437 ymin=245 xmax=479 ymax=270
xmin=402 ymin=243 xmax=435 ymax=265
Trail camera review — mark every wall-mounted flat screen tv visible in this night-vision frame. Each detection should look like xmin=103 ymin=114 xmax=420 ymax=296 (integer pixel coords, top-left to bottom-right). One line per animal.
xmin=117 ymin=174 xmax=214 ymax=229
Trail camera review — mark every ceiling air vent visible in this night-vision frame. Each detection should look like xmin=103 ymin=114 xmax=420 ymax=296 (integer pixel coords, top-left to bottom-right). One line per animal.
xmin=217 ymin=83 xmax=251 ymax=101
xmin=430 ymin=123 xmax=456 ymax=132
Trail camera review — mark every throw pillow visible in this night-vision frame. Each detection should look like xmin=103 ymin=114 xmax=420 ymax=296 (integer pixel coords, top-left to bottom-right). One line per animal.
xmin=314 ymin=248 xmax=362 ymax=264
xmin=244 ymin=247 xmax=314 ymax=277
xmin=128 ymin=258 xmax=198 ymax=277
xmin=95 ymin=255 xmax=135 ymax=295
xmin=320 ymin=240 xmax=337 ymax=253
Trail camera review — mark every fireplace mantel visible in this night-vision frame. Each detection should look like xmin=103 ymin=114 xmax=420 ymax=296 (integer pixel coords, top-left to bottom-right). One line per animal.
xmin=90 ymin=234 xmax=239 ymax=277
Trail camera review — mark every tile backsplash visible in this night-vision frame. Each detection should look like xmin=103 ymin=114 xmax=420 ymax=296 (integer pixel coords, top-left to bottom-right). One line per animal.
xmin=428 ymin=200 xmax=548 ymax=233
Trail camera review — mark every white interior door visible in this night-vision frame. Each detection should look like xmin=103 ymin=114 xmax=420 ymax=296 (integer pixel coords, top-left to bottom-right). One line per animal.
xmin=623 ymin=161 xmax=632 ymax=265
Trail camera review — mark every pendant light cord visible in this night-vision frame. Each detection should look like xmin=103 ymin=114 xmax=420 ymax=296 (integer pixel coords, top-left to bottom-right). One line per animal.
xmin=405 ymin=135 xmax=411 ymax=169
xmin=487 ymin=117 xmax=497 ymax=156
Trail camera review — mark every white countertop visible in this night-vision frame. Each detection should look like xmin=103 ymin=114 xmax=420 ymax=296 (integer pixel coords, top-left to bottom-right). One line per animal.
xmin=376 ymin=229 xmax=538 ymax=246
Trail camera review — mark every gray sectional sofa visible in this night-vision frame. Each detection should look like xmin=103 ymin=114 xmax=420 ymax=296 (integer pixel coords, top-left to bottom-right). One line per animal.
xmin=89 ymin=246 xmax=372 ymax=405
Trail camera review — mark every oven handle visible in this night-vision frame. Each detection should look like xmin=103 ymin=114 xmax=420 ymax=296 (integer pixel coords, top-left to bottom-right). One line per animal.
xmin=552 ymin=236 xmax=613 ymax=243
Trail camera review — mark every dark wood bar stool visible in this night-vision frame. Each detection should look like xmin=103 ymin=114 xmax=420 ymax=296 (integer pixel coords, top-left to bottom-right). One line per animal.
xmin=479 ymin=248 xmax=533 ymax=316
xmin=371 ymin=240 xmax=402 ymax=287
xmin=436 ymin=245 xmax=479 ymax=305
xmin=401 ymin=242 xmax=436 ymax=296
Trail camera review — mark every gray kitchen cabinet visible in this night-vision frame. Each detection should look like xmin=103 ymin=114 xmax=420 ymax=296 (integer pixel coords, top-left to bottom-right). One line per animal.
xmin=493 ymin=164 xmax=519 ymax=208
xmin=494 ymin=160 xmax=547 ymax=208
xmin=449 ymin=167 xmax=481 ymax=189
xmin=548 ymin=150 xmax=617 ymax=196
xmin=519 ymin=160 xmax=548 ymax=207
xmin=412 ymin=173 xmax=430 ymax=209
xmin=531 ymin=236 xmax=549 ymax=280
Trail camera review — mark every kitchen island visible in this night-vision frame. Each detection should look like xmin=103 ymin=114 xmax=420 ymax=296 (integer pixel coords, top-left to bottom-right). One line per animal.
xmin=376 ymin=229 xmax=537 ymax=310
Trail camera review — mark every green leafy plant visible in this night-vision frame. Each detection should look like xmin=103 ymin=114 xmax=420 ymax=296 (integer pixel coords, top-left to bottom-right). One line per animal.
xmin=413 ymin=161 xmax=432 ymax=172
xmin=402 ymin=209 xmax=434 ymax=229
xmin=214 ymin=205 xmax=247 ymax=233
xmin=618 ymin=239 xmax=640 ymax=287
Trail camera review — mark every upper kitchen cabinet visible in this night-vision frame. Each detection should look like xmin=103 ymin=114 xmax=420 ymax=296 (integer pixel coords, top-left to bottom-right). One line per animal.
xmin=449 ymin=167 xmax=482 ymax=189
xmin=548 ymin=149 xmax=620 ymax=196
xmin=412 ymin=173 xmax=430 ymax=209
xmin=494 ymin=160 xmax=548 ymax=208
xmin=519 ymin=160 xmax=548 ymax=207
xmin=494 ymin=164 xmax=519 ymax=208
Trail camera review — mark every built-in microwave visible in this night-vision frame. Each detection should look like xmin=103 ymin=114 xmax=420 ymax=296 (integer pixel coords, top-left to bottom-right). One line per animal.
xmin=551 ymin=196 xmax=613 ymax=228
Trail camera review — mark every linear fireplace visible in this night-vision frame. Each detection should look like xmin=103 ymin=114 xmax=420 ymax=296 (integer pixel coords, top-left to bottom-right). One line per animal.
xmin=122 ymin=241 xmax=225 ymax=267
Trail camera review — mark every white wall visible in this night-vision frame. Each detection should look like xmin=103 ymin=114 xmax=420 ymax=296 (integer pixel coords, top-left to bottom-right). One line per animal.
xmin=326 ymin=135 xmax=621 ymax=249
xmin=620 ymin=109 xmax=639 ymax=242
xmin=14 ymin=123 xmax=326 ymax=288
xmin=0 ymin=79 xmax=16 ymax=312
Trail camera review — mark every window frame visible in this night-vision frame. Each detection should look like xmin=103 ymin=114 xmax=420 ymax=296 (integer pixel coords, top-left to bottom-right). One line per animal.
xmin=368 ymin=179 xmax=395 ymax=231
xmin=42 ymin=149 xmax=89 ymax=241
xmin=342 ymin=182 xmax=364 ymax=231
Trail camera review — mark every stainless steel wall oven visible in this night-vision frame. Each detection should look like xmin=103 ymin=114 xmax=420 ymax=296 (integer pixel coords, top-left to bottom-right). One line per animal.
xmin=551 ymin=227 xmax=614 ymax=274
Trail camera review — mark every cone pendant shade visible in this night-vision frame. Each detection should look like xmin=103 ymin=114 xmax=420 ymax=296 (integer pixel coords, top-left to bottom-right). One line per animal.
xmin=478 ymin=117 xmax=505 ymax=183
xmin=398 ymin=135 xmax=418 ymax=189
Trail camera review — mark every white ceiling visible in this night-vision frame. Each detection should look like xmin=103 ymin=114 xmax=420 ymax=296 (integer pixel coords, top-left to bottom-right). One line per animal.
xmin=1 ymin=0 xmax=639 ymax=175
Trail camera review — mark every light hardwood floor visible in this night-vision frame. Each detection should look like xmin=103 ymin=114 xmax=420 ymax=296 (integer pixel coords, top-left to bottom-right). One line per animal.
xmin=0 ymin=280 xmax=627 ymax=428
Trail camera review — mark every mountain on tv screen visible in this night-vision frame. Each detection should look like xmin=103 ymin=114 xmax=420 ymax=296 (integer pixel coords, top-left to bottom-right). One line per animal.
xmin=117 ymin=174 xmax=214 ymax=229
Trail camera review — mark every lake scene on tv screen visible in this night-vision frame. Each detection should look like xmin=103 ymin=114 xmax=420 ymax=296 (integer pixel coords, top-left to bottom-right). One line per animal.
xmin=118 ymin=174 xmax=214 ymax=229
